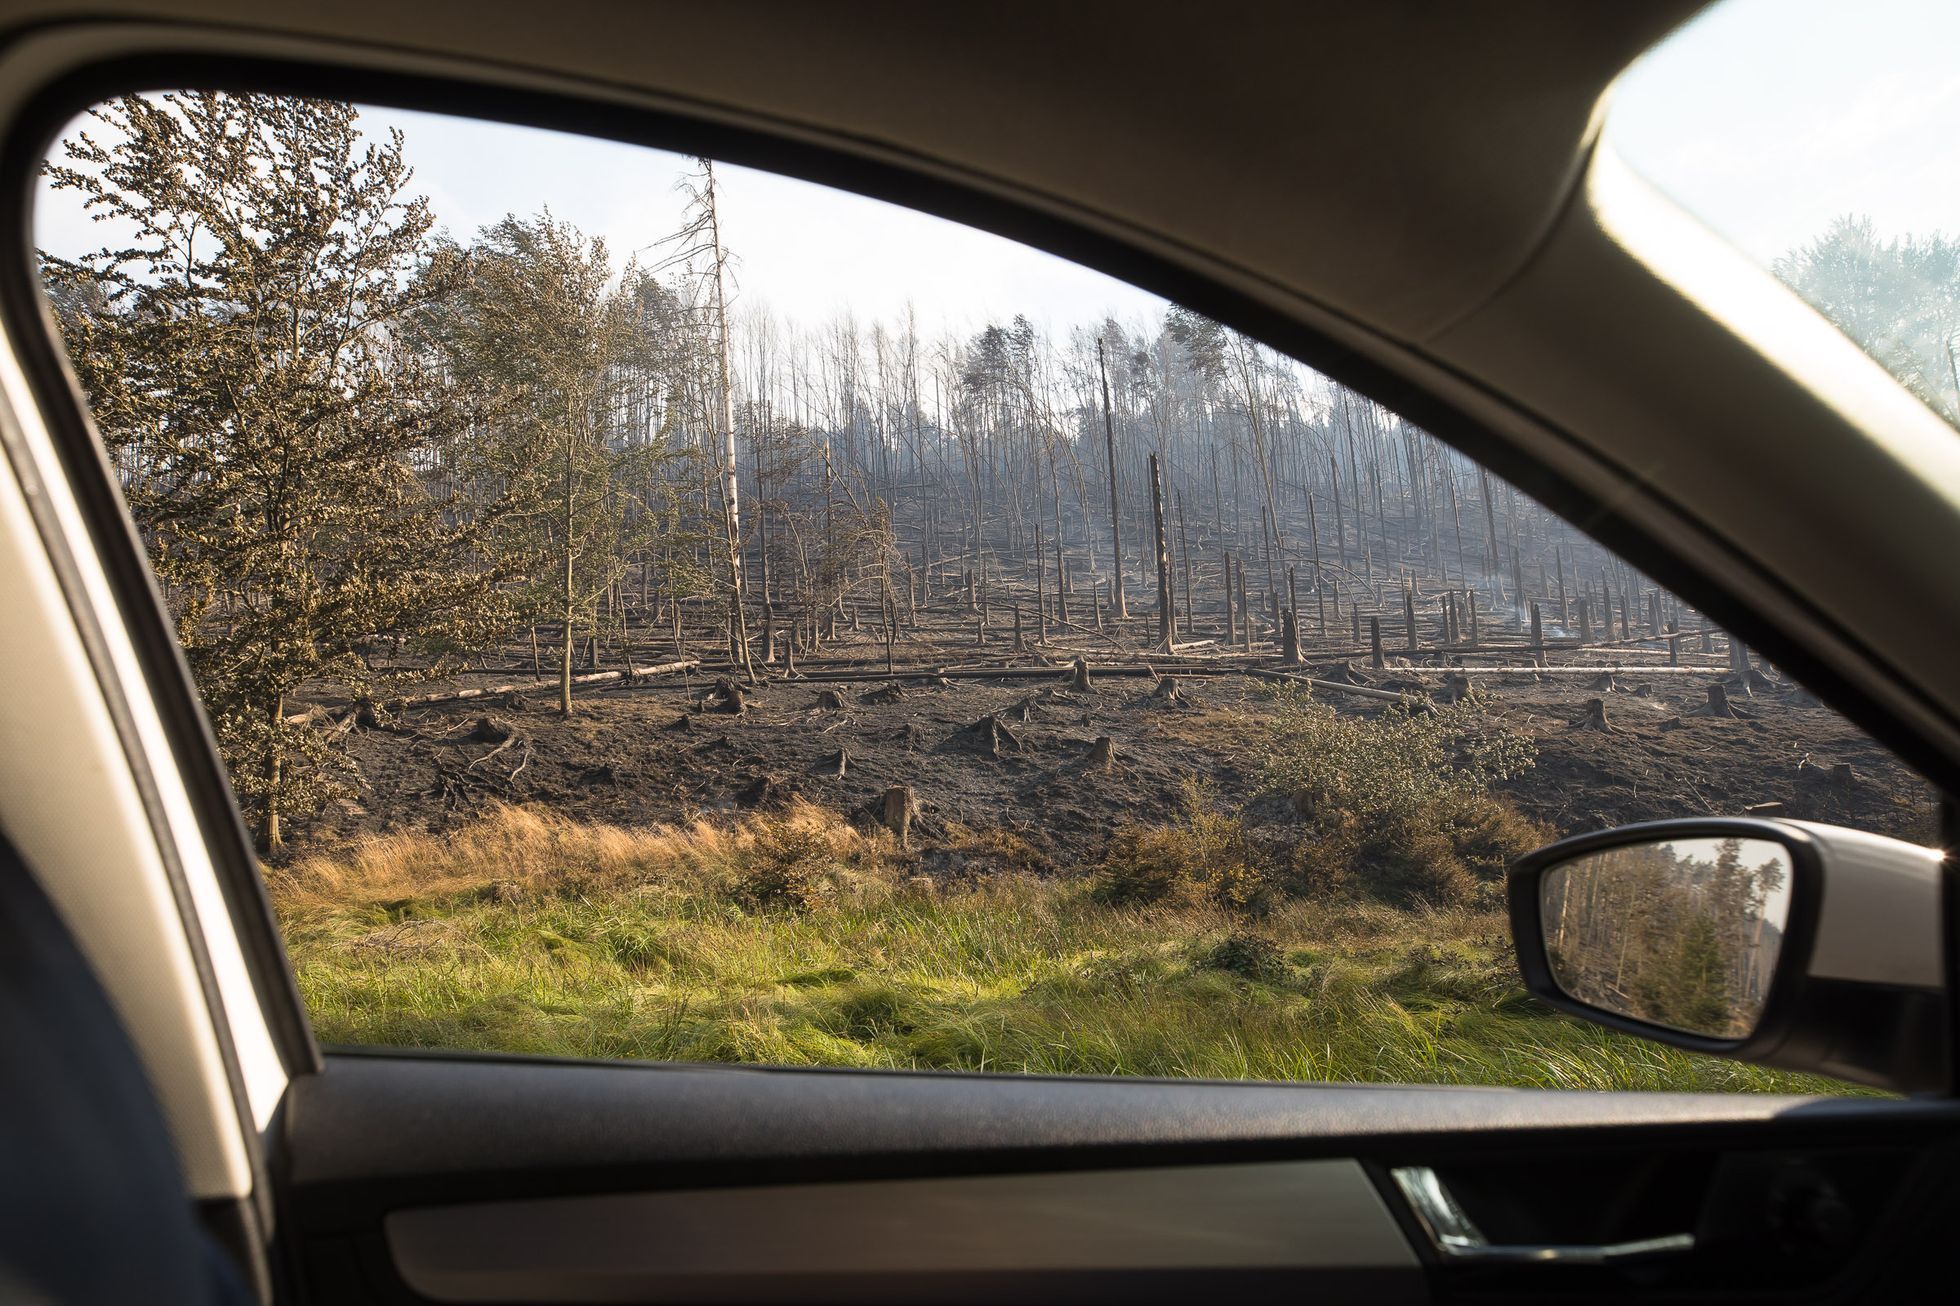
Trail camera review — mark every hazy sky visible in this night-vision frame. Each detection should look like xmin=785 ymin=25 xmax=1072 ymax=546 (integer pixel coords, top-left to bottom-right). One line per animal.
xmin=34 ymin=100 xmax=1170 ymax=340
xmin=34 ymin=0 xmax=1954 ymax=329
xmin=1607 ymin=0 xmax=1959 ymax=264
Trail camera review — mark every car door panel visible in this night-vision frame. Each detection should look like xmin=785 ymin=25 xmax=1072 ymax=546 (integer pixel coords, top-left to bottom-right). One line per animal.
xmin=280 ymin=1053 xmax=1960 ymax=1304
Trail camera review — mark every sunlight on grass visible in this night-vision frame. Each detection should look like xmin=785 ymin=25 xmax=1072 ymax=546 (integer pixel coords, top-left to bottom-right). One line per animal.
xmin=273 ymin=803 xmax=1867 ymax=1094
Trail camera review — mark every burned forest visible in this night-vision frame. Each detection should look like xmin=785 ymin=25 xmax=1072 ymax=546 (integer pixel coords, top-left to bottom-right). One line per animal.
xmin=281 ymin=292 xmax=1934 ymax=866
xmin=36 ymin=92 xmax=1938 ymax=1087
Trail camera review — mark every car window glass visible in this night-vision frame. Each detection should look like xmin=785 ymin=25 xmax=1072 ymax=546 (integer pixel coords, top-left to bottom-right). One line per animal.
xmin=1606 ymin=0 xmax=1960 ymax=430
xmin=34 ymin=92 xmax=1940 ymax=1091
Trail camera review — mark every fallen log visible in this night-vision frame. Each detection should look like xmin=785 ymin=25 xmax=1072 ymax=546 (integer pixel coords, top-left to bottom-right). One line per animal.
xmin=284 ymin=658 xmax=701 ymax=724
xmin=1413 ymin=664 xmax=1725 ymax=676
xmin=1244 ymin=667 xmax=1411 ymax=703
xmin=786 ymin=663 xmax=1176 ymax=685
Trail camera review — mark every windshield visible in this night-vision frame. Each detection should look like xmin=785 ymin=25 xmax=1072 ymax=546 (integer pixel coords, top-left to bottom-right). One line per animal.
xmin=1605 ymin=0 xmax=1960 ymax=428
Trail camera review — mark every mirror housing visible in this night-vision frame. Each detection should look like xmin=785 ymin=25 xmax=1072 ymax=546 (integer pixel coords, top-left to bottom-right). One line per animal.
xmin=1509 ymin=818 xmax=1950 ymax=1093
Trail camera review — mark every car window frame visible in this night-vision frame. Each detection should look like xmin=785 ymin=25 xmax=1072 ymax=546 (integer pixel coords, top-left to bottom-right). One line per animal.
xmin=3 ymin=34 xmax=1953 ymax=1092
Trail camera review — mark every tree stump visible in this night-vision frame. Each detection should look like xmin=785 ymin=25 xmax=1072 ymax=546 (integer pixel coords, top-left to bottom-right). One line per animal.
xmin=1325 ymin=661 xmax=1374 ymax=686
xmin=815 ymin=688 xmax=847 ymax=711
xmin=861 ymin=683 xmax=907 ymax=706
xmin=1152 ymin=674 xmax=1185 ymax=705
xmin=1070 ymin=657 xmax=1093 ymax=692
xmin=1440 ymin=672 xmax=1481 ymax=706
xmin=711 ymin=677 xmax=748 ymax=714
xmin=736 ymin=773 xmax=790 ymax=808
xmin=815 ymin=748 xmax=851 ymax=779
xmin=1700 ymin=681 xmax=1742 ymax=718
xmin=1589 ymin=672 xmax=1618 ymax=693
xmin=880 ymin=784 xmax=918 ymax=848
xmin=1086 ymin=736 xmax=1116 ymax=771
xmin=1574 ymin=697 xmax=1616 ymax=732
xmin=960 ymin=713 xmax=1024 ymax=758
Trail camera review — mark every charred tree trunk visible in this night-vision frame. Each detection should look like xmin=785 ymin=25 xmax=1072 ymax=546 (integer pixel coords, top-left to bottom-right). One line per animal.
xmin=1097 ymin=337 xmax=1128 ymax=620
xmin=1149 ymin=451 xmax=1174 ymax=650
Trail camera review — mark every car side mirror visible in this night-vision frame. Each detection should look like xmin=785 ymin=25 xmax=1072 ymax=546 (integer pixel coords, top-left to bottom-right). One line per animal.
xmin=1508 ymin=819 xmax=1950 ymax=1093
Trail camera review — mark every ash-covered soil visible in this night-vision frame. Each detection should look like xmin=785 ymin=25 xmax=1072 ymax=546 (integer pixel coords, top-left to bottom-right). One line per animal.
xmin=294 ymin=659 xmax=1938 ymax=862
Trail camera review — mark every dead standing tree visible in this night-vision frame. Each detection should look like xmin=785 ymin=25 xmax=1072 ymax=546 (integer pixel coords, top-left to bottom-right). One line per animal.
xmin=666 ymin=158 xmax=757 ymax=683
xmin=1097 ymin=336 xmax=1128 ymax=621
xmin=1148 ymin=451 xmax=1175 ymax=650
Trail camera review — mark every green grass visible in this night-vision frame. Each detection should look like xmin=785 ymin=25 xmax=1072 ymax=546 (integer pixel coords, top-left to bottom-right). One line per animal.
xmin=272 ymin=804 xmax=1868 ymax=1094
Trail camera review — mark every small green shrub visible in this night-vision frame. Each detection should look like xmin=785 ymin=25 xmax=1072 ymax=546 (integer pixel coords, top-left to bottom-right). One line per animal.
xmin=1362 ymin=824 xmax=1477 ymax=908
xmin=1094 ymin=783 xmax=1271 ymax=914
xmin=1195 ymin=931 xmax=1288 ymax=982
xmin=1263 ymin=693 xmax=1534 ymax=821
xmin=1259 ymin=691 xmax=1541 ymax=906
xmin=1093 ymin=825 xmax=1186 ymax=905
xmin=734 ymin=826 xmax=836 ymax=911
xmin=1446 ymin=795 xmax=1552 ymax=880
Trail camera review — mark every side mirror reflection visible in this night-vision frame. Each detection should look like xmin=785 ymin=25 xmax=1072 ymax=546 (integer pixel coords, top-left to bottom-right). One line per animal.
xmin=1539 ymin=836 xmax=1792 ymax=1040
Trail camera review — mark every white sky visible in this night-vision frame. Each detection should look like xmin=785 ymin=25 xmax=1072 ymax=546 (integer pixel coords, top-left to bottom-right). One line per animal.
xmin=33 ymin=0 xmax=1955 ymax=328
xmin=1607 ymin=0 xmax=1960 ymax=264
xmin=1654 ymin=836 xmax=1795 ymax=927
xmin=34 ymin=101 xmax=1169 ymax=341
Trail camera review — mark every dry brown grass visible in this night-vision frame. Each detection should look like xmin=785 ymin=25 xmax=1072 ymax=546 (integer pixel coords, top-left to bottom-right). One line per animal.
xmin=268 ymin=800 xmax=897 ymax=913
xmin=1153 ymin=701 xmax=1268 ymax=753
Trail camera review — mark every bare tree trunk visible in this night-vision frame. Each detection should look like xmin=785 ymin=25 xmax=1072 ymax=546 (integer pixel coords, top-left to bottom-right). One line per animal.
xmin=1097 ymin=338 xmax=1128 ymax=620
xmin=561 ymin=431 xmax=575 ymax=717
xmin=1479 ymin=466 xmax=1503 ymax=604
xmin=1148 ymin=451 xmax=1174 ymax=650
xmin=704 ymin=160 xmax=756 ymax=684
xmin=262 ymin=695 xmax=283 ymax=852
xmin=1176 ymin=490 xmax=1194 ymax=635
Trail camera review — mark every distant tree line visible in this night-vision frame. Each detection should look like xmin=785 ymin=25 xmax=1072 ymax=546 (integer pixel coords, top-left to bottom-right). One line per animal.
xmin=1775 ymin=215 xmax=1960 ymax=425
xmin=46 ymin=92 xmax=1924 ymax=855
xmin=1543 ymin=837 xmax=1787 ymax=1037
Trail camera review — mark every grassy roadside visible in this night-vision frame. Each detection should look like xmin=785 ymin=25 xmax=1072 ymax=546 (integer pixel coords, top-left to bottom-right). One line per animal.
xmin=272 ymin=804 xmax=1865 ymax=1093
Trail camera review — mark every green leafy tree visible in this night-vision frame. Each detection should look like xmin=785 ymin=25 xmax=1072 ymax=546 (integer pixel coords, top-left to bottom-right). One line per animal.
xmin=1641 ymin=910 xmax=1735 ymax=1035
xmin=1775 ymin=216 xmax=1960 ymax=423
xmin=427 ymin=213 xmax=680 ymax=714
xmin=41 ymin=92 xmax=506 ymax=851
